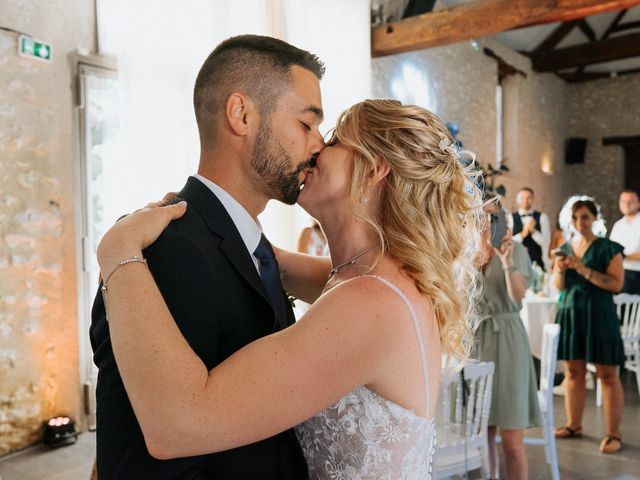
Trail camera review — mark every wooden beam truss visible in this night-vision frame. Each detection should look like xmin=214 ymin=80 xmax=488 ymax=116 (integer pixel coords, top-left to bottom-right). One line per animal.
xmin=372 ymin=0 xmax=640 ymax=57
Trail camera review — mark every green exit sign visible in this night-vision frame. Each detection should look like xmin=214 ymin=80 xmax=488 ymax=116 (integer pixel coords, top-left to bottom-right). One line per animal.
xmin=18 ymin=35 xmax=53 ymax=63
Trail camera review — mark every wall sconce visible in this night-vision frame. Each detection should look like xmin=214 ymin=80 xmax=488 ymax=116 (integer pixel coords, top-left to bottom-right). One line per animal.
xmin=541 ymin=155 xmax=554 ymax=175
xmin=44 ymin=416 xmax=78 ymax=448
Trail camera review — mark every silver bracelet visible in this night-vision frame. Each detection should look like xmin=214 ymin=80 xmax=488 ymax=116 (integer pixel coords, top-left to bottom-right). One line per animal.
xmin=101 ymin=255 xmax=148 ymax=293
xmin=503 ymin=265 xmax=517 ymax=273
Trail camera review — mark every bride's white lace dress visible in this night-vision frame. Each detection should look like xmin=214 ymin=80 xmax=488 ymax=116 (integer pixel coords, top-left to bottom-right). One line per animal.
xmin=295 ymin=276 xmax=436 ymax=479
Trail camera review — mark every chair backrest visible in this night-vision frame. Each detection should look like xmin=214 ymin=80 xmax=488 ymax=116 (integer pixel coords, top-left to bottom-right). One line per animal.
xmin=615 ymin=294 xmax=640 ymax=343
xmin=539 ymin=323 xmax=561 ymax=415
xmin=437 ymin=360 xmax=495 ymax=450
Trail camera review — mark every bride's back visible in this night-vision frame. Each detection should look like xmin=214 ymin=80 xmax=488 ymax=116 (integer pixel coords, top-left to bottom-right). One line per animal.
xmin=296 ymin=265 xmax=439 ymax=479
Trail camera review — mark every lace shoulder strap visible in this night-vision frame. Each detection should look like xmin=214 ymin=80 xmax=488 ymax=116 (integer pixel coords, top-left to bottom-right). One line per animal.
xmin=366 ymin=275 xmax=430 ymax=416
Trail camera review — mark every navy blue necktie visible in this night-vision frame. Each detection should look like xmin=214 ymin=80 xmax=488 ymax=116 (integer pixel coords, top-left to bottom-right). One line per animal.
xmin=254 ymin=234 xmax=288 ymax=330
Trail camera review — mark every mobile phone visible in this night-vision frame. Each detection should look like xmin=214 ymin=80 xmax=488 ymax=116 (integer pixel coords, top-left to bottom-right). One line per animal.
xmin=490 ymin=210 xmax=507 ymax=248
xmin=551 ymin=243 xmax=574 ymax=258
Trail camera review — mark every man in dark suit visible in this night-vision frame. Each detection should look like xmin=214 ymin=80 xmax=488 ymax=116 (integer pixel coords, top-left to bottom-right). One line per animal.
xmin=90 ymin=35 xmax=325 ymax=479
xmin=508 ymin=187 xmax=551 ymax=271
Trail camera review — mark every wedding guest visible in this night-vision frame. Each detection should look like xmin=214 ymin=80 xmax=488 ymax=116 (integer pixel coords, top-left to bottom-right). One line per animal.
xmin=476 ymin=202 xmax=540 ymax=480
xmin=554 ymin=199 xmax=625 ymax=454
xmin=297 ymin=220 xmax=328 ymax=256
xmin=508 ymin=187 xmax=551 ymax=271
xmin=609 ymin=188 xmax=640 ymax=294
xmin=294 ymin=220 xmax=328 ymax=318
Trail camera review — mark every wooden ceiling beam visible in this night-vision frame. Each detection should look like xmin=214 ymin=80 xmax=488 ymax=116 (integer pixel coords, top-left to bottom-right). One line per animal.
xmin=533 ymin=20 xmax=579 ymax=52
xmin=561 ymin=66 xmax=640 ymax=82
xmin=573 ymin=20 xmax=597 ymax=76
xmin=613 ymin=19 xmax=640 ymax=32
xmin=558 ymin=71 xmax=610 ymax=82
xmin=531 ymin=31 xmax=640 ymax=71
xmin=372 ymin=0 xmax=640 ymax=57
xmin=601 ymin=9 xmax=627 ymax=39
xmin=578 ymin=19 xmax=597 ymax=41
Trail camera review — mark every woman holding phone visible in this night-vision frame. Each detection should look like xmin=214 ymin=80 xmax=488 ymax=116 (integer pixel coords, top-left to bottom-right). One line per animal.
xmin=553 ymin=199 xmax=625 ymax=454
xmin=475 ymin=202 xmax=540 ymax=480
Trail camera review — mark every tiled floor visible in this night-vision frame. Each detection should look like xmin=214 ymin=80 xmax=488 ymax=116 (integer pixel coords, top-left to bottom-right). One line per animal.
xmin=0 ymin=432 xmax=95 ymax=480
xmin=524 ymin=369 xmax=640 ymax=480
xmin=0 ymin=371 xmax=638 ymax=479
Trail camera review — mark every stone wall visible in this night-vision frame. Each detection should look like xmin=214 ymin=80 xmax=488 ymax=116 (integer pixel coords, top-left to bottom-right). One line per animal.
xmin=372 ymin=37 xmax=640 ymax=229
xmin=566 ymin=74 xmax=640 ymax=225
xmin=0 ymin=0 xmax=94 ymax=454
xmin=372 ymin=38 xmax=572 ymax=223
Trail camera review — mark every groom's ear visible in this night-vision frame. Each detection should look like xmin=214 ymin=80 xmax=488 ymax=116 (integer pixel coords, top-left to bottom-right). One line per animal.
xmin=226 ymin=93 xmax=255 ymax=136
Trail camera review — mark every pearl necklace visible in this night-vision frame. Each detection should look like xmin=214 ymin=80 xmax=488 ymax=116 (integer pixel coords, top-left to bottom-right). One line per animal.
xmin=328 ymin=247 xmax=374 ymax=279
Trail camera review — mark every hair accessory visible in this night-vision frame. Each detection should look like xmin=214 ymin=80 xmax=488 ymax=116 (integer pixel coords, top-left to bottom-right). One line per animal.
xmin=360 ymin=195 xmax=368 ymax=205
xmin=439 ymin=137 xmax=458 ymax=157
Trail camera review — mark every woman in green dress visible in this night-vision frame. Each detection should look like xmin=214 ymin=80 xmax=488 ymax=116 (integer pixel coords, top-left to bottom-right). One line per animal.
xmin=553 ymin=199 xmax=625 ymax=454
xmin=476 ymin=208 xmax=540 ymax=480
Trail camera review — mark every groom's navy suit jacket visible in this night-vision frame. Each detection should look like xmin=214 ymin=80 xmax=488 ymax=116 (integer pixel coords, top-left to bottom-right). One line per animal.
xmin=90 ymin=177 xmax=308 ymax=479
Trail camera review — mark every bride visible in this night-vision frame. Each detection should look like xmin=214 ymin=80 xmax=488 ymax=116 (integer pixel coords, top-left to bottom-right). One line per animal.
xmin=96 ymin=99 xmax=483 ymax=478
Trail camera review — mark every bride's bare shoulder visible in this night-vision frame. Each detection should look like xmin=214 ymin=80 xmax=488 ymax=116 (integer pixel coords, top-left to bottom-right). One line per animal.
xmin=304 ymin=272 xmax=422 ymax=328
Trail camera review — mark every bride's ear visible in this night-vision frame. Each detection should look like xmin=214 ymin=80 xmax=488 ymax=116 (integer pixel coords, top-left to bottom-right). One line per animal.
xmin=370 ymin=156 xmax=391 ymax=187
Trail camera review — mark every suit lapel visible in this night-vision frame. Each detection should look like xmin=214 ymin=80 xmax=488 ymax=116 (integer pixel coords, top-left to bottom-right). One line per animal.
xmin=176 ymin=177 xmax=295 ymax=331
xmin=176 ymin=177 xmax=270 ymax=306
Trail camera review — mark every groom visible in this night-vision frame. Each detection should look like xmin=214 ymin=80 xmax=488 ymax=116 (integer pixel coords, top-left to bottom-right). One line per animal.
xmin=90 ymin=35 xmax=325 ymax=479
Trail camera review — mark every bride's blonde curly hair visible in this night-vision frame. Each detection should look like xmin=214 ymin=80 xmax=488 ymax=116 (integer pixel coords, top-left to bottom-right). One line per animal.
xmin=330 ymin=99 xmax=483 ymax=360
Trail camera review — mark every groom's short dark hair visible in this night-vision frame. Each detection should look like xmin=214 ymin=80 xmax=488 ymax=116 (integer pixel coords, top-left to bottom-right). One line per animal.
xmin=194 ymin=34 xmax=325 ymax=147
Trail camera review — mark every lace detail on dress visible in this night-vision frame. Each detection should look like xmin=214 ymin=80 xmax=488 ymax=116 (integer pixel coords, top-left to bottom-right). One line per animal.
xmin=295 ymin=275 xmax=436 ymax=479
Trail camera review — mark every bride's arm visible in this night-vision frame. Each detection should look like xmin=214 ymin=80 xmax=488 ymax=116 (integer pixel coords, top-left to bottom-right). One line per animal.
xmin=98 ymin=208 xmax=390 ymax=459
xmin=273 ymin=247 xmax=331 ymax=303
xmin=102 ymin=263 xmax=388 ymax=459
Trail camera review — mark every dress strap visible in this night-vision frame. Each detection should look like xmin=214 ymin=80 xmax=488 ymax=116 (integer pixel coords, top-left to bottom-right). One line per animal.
xmin=365 ymin=275 xmax=430 ymax=416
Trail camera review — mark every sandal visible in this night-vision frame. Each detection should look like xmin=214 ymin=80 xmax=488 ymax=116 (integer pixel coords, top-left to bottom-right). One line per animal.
xmin=555 ymin=425 xmax=582 ymax=438
xmin=600 ymin=435 xmax=622 ymax=454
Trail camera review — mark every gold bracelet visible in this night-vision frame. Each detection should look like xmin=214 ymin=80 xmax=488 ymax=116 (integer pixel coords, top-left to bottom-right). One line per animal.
xmin=101 ymin=256 xmax=148 ymax=293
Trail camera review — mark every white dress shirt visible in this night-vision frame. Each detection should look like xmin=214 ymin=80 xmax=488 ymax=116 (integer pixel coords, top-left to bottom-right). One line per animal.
xmin=610 ymin=213 xmax=640 ymax=272
xmin=194 ymin=174 xmax=262 ymax=272
xmin=508 ymin=208 xmax=551 ymax=271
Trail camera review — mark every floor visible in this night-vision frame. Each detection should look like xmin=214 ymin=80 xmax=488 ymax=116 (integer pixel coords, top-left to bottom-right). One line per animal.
xmin=0 ymin=432 xmax=95 ymax=480
xmin=0 ymin=371 xmax=638 ymax=480
xmin=479 ymin=369 xmax=639 ymax=480
xmin=523 ymin=369 xmax=640 ymax=480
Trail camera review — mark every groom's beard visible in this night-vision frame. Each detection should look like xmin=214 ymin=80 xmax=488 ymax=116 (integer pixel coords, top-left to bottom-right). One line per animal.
xmin=250 ymin=121 xmax=314 ymax=205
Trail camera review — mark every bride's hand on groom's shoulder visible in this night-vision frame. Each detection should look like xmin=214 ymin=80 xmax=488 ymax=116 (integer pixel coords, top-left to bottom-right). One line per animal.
xmin=97 ymin=193 xmax=186 ymax=280
xmin=133 ymin=192 xmax=178 ymax=214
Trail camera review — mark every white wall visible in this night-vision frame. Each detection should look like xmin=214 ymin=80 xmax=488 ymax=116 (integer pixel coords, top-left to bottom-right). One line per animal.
xmin=265 ymin=0 xmax=372 ymax=249
xmin=96 ymin=0 xmax=371 ymax=251
xmin=372 ymin=38 xmax=570 ymax=223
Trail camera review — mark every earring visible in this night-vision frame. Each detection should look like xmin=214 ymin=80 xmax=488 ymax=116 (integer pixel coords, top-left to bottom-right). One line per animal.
xmin=360 ymin=195 xmax=368 ymax=205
